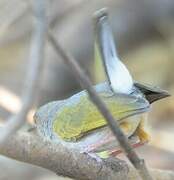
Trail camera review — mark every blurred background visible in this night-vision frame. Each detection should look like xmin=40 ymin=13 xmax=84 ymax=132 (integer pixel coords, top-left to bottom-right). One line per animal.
xmin=0 ymin=0 xmax=174 ymax=179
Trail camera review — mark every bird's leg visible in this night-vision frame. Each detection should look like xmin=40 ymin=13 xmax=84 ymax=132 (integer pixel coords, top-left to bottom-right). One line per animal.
xmin=135 ymin=114 xmax=151 ymax=143
xmin=109 ymin=141 xmax=145 ymax=157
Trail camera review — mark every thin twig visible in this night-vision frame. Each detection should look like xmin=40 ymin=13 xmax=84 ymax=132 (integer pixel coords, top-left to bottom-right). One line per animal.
xmin=0 ymin=0 xmax=47 ymax=145
xmin=48 ymin=32 xmax=153 ymax=180
xmin=0 ymin=0 xmax=28 ymax=31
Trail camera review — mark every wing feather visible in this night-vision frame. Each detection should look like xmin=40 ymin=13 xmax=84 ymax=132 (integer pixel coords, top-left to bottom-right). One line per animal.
xmin=53 ymin=85 xmax=149 ymax=141
xmin=94 ymin=10 xmax=133 ymax=94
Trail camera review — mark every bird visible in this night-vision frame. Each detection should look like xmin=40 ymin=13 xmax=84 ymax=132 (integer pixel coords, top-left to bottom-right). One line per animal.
xmin=34 ymin=9 xmax=170 ymax=158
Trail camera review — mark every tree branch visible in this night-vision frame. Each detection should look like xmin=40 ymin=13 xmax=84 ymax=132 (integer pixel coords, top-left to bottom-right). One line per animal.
xmin=0 ymin=130 xmax=174 ymax=180
xmin=48 ymin=31 xmax=153 ymax=180
xmin=0 ymin=131 xmax=129 ymax=180
xmin=0 ymin=0 xmax=47 ymax=144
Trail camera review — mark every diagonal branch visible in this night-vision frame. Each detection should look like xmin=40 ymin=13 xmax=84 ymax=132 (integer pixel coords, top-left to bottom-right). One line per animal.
xmin=0 ymin=0 xmax=47 ymax=145
xmin=48 ymin=31 xmax=153 ymax=180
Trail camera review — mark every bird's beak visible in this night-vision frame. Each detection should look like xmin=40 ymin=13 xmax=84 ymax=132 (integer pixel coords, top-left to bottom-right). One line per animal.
xmin=134 ymin=82 xmax=170 ymax=104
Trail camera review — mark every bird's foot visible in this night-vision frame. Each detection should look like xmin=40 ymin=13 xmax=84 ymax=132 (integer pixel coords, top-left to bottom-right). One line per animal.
xmin=82 ymin=151 xmax=103 ymax=162
xmin=136 ymin=128 xmax=151 ymax=143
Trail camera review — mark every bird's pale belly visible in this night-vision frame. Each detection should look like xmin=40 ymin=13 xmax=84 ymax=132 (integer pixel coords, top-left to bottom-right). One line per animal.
xmin=76 ymin=114 xmax=144 ymax=151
